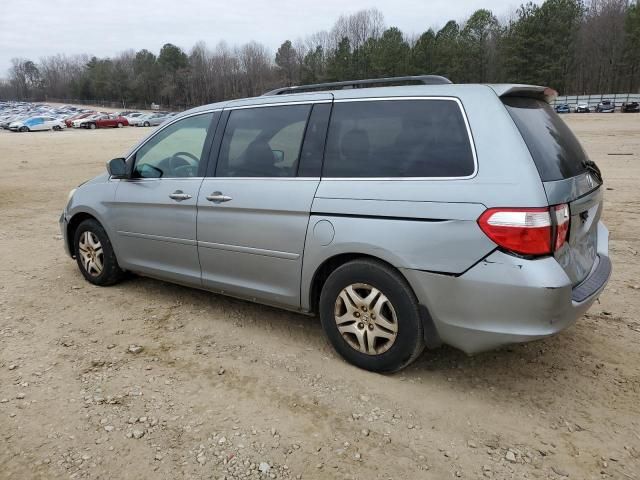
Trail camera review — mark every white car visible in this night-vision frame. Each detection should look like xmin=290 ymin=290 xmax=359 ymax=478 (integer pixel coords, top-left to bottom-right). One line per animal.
xmin=72 ymin=114 xmax=102 ymax=128
xmin=134 ymin=113 xmax=170 ymax=127
xmin=575 ymin=103 xmax=591 ymax=113
xmin=9 ymin=116 xmax=66 ymax=132
xmin=124 ymin=112 xmax=145 ymax=125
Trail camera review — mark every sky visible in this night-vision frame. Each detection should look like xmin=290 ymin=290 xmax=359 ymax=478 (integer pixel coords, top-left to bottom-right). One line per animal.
xmin=0 ymin=0 xmax=533 ymax=76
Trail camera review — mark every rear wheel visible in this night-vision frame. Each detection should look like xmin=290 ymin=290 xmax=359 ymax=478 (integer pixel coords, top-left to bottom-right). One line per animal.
xmin=117 ymin=122 xmax=123 ymax=128
xmin=319 ymin=259 xmax=425 ymax=372
xmin=143 ymin=121 xmax=150 ymax=127
xmin=73 ymin=219 xmax=124 ymax=286
xmin=89 ymin=123 xmax=96 ymax=130
xmin=53 ymin=125 xmax=62 ymax=131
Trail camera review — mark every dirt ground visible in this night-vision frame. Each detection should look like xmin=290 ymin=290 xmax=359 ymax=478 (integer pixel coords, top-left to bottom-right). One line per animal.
xmin=0 ymin=114 xmax=638 ymax=480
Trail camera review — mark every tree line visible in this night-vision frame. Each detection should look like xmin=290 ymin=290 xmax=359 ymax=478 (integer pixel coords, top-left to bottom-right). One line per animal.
xmin=1 ymin=0 xmax=639 ymax=109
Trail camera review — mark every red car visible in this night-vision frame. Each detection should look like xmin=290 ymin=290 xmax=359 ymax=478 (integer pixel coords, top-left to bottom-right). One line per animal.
xmin=65 ymin=112 xmax=96 ymax=128
xmin=81 ymin=114 xmax=129 ymax=129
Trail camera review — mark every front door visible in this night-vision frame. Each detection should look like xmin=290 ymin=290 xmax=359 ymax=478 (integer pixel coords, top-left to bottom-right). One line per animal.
xmin=111 ymin=111 xmax=217 ymax=286
xmin=197 ymin=102 xmax=331 ymax=308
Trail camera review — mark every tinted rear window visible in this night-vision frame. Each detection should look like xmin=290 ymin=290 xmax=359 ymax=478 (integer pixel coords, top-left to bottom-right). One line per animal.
xmin=503 ymin=97 xmax=588 ymax=181
xmin=323 ymin=99 xmax=475 ymax=178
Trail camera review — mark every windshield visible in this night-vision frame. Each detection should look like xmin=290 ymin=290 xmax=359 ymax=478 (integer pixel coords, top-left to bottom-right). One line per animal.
xmin=502 ymin=97 xmax=598 ymax=182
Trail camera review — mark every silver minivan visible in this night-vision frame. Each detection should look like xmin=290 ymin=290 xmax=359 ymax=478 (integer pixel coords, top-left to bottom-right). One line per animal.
xmin=60 ymin=76 xmax=611 ymax=372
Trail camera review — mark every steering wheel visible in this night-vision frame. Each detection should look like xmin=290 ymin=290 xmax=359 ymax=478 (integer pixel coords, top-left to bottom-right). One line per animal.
xmin=169 ymin=151 xmax=199 ymax=177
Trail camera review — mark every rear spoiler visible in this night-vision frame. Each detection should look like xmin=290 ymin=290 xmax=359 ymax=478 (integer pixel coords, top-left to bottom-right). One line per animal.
xmin=488 ymin=84 xmax=558 ymax=104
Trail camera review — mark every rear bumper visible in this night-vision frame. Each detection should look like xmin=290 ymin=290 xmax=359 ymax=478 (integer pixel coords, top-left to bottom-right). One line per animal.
xmin=572 ymin=255 xmax=611 ymax=302
xmin=402 ymin=222 xmax=611 ymax=354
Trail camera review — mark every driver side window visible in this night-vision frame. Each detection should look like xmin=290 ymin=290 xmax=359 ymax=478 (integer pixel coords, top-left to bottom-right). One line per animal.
xmin=133 ymin=113 xmax=214 ymax=178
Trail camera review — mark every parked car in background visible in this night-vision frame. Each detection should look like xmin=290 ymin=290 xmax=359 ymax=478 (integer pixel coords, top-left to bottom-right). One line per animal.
xmin=65 ymin=112 xmax=96 ymax=128
xmin=621 ymin=101 xmax=640 ymax=113
xmin=135 ymin=112 xmax=170 ymax=127
xmin=554 ymin=104 xmax=570 ymax=113
xmin=124 ymin=112 xmax=145 ymax=125
xmin=127 ymin=113 xmax=153 ymax=126
xmin=1 ymin=114 xmax=26 ymax=129
xmin=60 ymin=76 xmax=611 ymax=372
xmin=81 ymin=114 xmax=129 ymax=129
xmin=9 ymin=116 xmax=65 ymax=132
xmin=596 ymin=100 xmax=615 ymax=112
xmin=576 ymin=103 xmax=590 ymax=113
xmin=73 ymin=114 xmax=103 ymax=128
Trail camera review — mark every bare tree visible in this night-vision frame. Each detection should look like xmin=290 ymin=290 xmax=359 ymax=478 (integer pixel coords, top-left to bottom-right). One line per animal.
xmin=330 ymin=8 xmax=385 ymax=49
xmin=238 ymin=42 xmax=274 ymax=97
xmin=575 ymin=0 xmax=629 ymax=92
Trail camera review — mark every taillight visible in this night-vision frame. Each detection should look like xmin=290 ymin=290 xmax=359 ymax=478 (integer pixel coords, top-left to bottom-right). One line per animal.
xmin=478 ymin=204 xmax=570 ymax=256
xmin=553 ymin=203 xmax=570 ymax=250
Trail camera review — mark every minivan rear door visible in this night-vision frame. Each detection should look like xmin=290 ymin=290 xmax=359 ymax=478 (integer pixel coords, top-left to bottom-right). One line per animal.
xmin=502 ymin=95 xmax=603 ymax=285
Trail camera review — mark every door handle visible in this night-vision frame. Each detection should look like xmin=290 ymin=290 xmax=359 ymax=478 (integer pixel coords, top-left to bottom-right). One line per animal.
xmin=206 ymin=191 xmax=232 ymax=203
xmin=169 ymin=190 xmax=192 ymax=201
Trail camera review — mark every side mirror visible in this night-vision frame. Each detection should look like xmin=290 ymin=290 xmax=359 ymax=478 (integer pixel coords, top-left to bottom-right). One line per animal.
xmin=107 ymin=158 xmax=128 ymax=179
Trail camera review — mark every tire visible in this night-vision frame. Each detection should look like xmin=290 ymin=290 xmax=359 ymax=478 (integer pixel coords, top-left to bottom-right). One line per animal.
xmin=53 ymin=125 xmax=61 ymax=131
xmin=144 ymin=121 xmax=150 ymax=127
xmin=73 ymin=219 xmax=124 ymax=286
xmin=89 ymin=123 xmax=96 ymax=130
xmin=319 ymin=259 xmax=425 ymax=373
xmin=19 ymin=126 xmax=29 ymax=132
xmin=117 ymin=122 xmax=123 ymax=128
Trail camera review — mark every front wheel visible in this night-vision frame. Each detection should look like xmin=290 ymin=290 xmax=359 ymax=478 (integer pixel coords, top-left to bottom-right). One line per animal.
xmin=319 ymin=259 xmax=425 ymax=373
xmin=143 ymin=121 xmax=150 ymax=127
xmin=53 ymin=125 xmax=62 ymax=131
xmin=117 ymin=122 xmax=123 ymax=128
xmin=73 ymin=219 xmax=124 ymax=286
xmin=19 ymin=126 xmax=29 ymax=132
xmin=89 ymin=123 xmax=96 ymax=130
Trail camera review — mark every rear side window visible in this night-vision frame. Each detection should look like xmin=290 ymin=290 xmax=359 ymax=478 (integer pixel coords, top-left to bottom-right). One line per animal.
xmin=323 ymin=99 xmax=475 ymax=178
xmin=502 ymin=97 xmax=588 ymax=181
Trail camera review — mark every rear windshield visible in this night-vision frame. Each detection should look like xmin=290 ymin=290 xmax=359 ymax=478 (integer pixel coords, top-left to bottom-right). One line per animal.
xmin=502 ymin=97 xmax=588 ymax=181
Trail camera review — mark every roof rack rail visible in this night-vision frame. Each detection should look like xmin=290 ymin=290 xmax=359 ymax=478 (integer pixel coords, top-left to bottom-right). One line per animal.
xmin=263 ymin=75 xmax=452 ymax=96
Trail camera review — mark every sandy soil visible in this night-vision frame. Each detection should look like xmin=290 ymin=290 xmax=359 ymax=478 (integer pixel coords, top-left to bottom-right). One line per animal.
xmin=0 ymin=115 xmax=639 ymax=480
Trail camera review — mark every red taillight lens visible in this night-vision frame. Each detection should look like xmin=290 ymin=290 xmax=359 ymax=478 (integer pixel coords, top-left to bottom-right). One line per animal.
xmin=478 ymin=205 xmax=570 ymax=256
xmin=553 ymin=203 xmax=570 ymax=250
xmin=478 ymin=207 xmax=552 ymax=255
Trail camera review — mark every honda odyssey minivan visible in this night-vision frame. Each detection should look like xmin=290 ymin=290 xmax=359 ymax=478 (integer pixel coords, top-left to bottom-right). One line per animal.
xmin=60 ymin=76 xmax=611 ymax=372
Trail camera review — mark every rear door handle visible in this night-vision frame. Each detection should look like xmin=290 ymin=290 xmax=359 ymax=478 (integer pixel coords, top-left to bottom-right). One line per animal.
xmin=206 ymin=191 xmax=232 ymax=203
xmin=169 ymin=190 xmax=192 ymax=201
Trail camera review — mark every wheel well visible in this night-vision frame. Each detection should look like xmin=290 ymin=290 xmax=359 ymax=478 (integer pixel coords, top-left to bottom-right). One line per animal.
xmin=308 ymin=253 xmax=401 ymax=314
xmin=308 ymin=253 xmax=443 ymax=349
xmin=66 ymin=212 xmax=97 ymax=256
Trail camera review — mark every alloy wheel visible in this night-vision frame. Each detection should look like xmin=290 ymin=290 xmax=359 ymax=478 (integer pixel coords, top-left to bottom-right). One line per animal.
xmin=78 ymin=231 xmax=104 ymax=277
xmin=334 ymin=283 xmax=398 ymax=355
